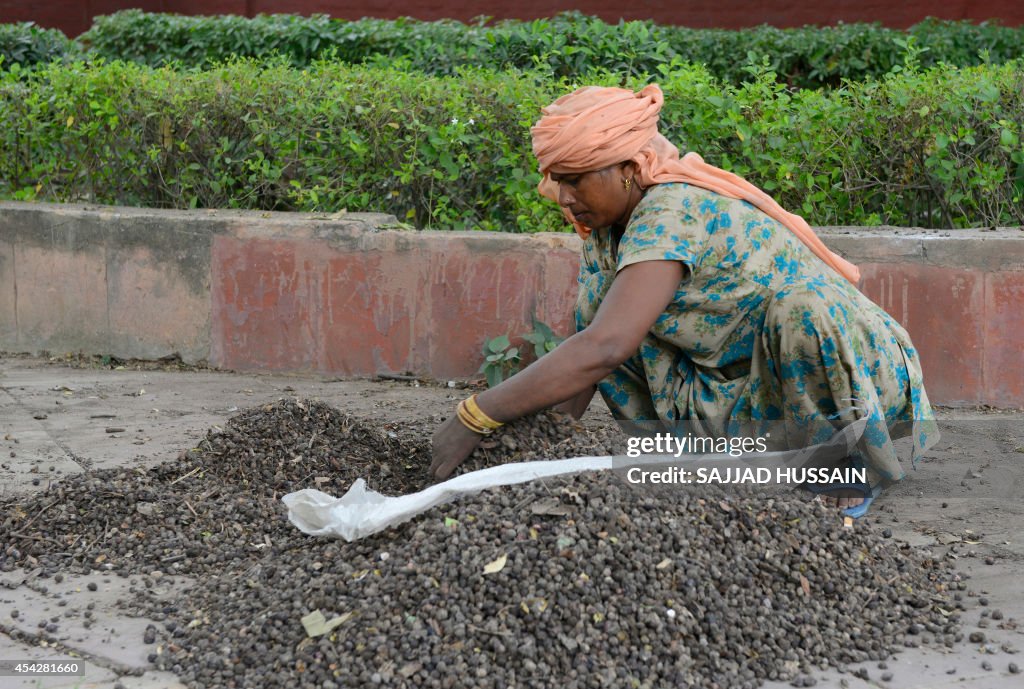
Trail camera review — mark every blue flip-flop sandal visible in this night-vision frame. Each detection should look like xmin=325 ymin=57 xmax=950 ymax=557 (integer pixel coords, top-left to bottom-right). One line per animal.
xmin=803 ymin=461 xmax=881 ymax=519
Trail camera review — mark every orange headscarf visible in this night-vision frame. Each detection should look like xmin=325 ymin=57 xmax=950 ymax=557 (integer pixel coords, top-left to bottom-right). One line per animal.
xmin=531 ymin=84 xmax=860 ymax=285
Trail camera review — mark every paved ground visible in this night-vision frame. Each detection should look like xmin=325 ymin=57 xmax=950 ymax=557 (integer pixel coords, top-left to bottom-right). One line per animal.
xmin=0 ymin=355 xmax=1022 ymax=688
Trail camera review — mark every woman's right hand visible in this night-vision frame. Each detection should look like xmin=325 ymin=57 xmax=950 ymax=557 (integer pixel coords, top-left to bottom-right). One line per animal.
xmin=430 ymin=413 xmax=484 ymax=481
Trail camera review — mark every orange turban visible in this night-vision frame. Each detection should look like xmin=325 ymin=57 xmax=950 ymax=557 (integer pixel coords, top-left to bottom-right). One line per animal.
xmin=531 ymin=84 xmax=860 ymax=285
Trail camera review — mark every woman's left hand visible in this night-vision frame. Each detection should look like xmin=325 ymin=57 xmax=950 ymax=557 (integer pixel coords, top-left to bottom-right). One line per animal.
xmin=430 ymin=413 xmax=484 ymax=480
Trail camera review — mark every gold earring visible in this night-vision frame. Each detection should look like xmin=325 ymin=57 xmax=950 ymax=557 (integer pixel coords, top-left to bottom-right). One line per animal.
xmin=623 ymin=178 xmax=632 ymax=192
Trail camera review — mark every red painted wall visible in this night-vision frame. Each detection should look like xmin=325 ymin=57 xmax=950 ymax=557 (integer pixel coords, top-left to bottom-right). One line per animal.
xmin=204 ymin=230 xmax=1024 ymax=408
xmin=2 ymin=1 xmax=1022 ymax=38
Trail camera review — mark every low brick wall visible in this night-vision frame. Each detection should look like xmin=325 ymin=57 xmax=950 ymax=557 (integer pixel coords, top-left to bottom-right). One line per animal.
xmin=0 ymin=202 xmax=1021 ymax=407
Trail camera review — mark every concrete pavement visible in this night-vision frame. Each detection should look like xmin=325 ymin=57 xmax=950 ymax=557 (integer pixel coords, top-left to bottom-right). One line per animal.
xmin=1 ymin=355 xmax=1022 ymax=689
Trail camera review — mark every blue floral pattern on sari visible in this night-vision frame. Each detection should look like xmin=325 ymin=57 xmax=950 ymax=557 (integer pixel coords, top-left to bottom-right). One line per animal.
xmin=576 ymin=183 xmax=938 ymax=486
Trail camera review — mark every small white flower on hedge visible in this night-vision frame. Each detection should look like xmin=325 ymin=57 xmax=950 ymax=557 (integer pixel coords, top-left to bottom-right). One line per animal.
xmin=451 ymin=117 xmax=459 ymax=125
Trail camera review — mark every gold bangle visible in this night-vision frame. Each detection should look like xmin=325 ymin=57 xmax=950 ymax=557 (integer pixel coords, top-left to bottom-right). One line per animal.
xmin=457 ymin=399 xmax=493 ymax=435
xmin=464 ymin=394 xmax=503 ymax=430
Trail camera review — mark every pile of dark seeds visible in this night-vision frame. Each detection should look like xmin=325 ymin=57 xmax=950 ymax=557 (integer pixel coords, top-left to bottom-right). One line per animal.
xmin=162 ymin=398 xmax=623 ymax=496
xmin=0 ymin=400 xmax=610 ymax=577
xmin=0 ymin=399 xmax=963 ymax=689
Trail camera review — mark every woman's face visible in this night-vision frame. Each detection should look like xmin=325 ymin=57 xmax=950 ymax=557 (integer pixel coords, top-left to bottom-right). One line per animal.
xmin=550 ymin=162 xmax=635 ymax=231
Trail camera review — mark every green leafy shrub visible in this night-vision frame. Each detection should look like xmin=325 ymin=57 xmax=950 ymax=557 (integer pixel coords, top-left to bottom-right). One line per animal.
xmin=521 ymin=319 xmax=566 ymax=359
xmin=79 ymin=11 xmax=382 ymax=68
xmin=2 ymin=57 xmax=1022 ymax=229
xmin=479 ymin=320 xmax=565 ymax=387
xmin=0 ymin=22 xmax=79 ymax=70
xmin=656 ymin=56 xmax=1024 ymax=228
xmin=0 ymin=58 xmax=558 ymax=230
xmin=77 ymin=11 xmax=674 ymax=80
xmin=664 ymin=19 xmax=1024 ymax=89
xmin=479 ymin=335 xmax=521 ymax=388
xmin=75 ymin=10 xmax=1024 ymax=89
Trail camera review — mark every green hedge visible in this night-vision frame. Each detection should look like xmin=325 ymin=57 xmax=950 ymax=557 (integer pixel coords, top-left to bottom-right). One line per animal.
xmin=2 ymin=57 xmax=1022 ymax=229
xmin=0 ymin=22 xmax=78 ymax=70
xmin=72 ymin=11 xmax=1024 ymax=89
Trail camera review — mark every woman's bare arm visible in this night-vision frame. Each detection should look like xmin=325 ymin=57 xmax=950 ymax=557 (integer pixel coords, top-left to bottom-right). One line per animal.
xmin=430 ymin=259 xmax=684 ymax=479
xmin=475 ymin=260 xmax=684 ymax=421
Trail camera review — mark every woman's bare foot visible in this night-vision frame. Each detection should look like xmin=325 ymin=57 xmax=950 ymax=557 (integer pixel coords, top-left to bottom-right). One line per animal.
xmin=815 ymin=490 xmax=866 ymax=511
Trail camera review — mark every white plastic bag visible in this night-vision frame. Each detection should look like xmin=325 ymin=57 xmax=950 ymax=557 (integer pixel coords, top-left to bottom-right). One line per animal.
xmin=282 ymin=455 xmax=613 ymax=542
